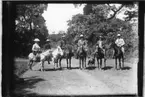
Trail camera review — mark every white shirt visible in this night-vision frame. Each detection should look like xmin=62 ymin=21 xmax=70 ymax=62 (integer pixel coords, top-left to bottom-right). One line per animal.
xmin=98 ymin=40 xmax=103 ymax=48
xmin=115 ymin=38 xmax=125 ymax=47
xmin=32 ymin=43 xmax=40 ymax=51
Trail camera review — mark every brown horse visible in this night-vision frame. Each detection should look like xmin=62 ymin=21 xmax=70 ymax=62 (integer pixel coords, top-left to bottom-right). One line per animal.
xmin=95 ymin=47 xmax=106 ymax=69
xmin=62 ymin=44 xmax=74 ymax=69
xmin=78 ymin=46 xmax=87 ymax=69
xmin=112 ymin=42 xmax=124 ymax=70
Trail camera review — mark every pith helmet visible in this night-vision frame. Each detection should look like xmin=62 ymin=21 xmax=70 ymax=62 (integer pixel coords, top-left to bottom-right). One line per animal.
xmin=117 ymin=34 xmax=121 ymax=37
xmin=80 ymin=34 xmax=83 ymax=37
xmin=34 ymin=38 xmax=40 ymax=42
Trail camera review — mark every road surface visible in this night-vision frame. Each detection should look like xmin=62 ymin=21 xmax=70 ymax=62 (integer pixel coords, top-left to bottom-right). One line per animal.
xmin=14 ymin=58 xmax=138 ymax=96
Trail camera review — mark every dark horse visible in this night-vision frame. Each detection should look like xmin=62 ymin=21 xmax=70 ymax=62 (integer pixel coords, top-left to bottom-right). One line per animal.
xmin=62 ymin=44 xmax=74 ymax=69
xmin=112 ymin=42 xmax=124 ymax=70
xmin=78 ymin=46 xmax=87 ymax=69
xmin=95 ymin=47 xmax=106 ymax=69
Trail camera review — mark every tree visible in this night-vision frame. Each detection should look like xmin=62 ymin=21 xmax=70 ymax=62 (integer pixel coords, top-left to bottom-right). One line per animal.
xmin=66 ymin=3 xmax=138 ymax=57
xmin=14 ymin=4 xmax=48 ymax=57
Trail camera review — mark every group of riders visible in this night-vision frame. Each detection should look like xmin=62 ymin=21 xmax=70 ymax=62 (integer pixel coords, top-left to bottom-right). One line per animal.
xmin=31 ymin=33 xmax=125 ymax=62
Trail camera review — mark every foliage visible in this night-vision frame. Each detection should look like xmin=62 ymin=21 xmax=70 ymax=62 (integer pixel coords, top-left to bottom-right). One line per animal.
xmin=66 ymin=3 xmax=138 ymax=58
xmin=14 ymin=4 xmax=48 ymax=57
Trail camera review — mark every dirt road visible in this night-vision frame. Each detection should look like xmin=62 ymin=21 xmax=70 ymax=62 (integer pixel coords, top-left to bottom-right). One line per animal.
xmin=14 ymin=58 xmax=138 ymax=96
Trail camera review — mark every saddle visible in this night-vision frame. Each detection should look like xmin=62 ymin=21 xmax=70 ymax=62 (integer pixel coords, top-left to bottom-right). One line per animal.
xmin=33 ymin=54 xmax=41 ymax=62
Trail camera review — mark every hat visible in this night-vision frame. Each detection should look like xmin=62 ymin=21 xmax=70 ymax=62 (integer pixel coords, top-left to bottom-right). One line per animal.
xmin=46 ymin=39 xmax=50 ymax=42
xmin=62 ymin=35 xmax=65 ymax=38
xmin=80 ymin=34 xmax=83 ymax=37
xmin=34 ymin=38 xmax=40 ymax=42
xmin=99 ymin=36 xmax=102 ymax=38
xmin=117 ymin=34 xmax=121 ymax=37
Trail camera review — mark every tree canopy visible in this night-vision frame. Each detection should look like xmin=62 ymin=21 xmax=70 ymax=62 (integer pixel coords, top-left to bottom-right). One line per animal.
xmin=66 ymin=3 xmax=138 ymax=58
xmin=14 ymin=4 xmax=48 ymax=57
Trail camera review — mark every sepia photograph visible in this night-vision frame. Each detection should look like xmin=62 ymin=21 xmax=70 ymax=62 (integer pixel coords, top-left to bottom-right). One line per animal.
xmin=2 ymin=1 xmax=139 ymax=96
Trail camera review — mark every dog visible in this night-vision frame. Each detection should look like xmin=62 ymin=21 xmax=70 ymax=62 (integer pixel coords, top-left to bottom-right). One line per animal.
xmin=87 ymin=56 xmax=95 ymax=66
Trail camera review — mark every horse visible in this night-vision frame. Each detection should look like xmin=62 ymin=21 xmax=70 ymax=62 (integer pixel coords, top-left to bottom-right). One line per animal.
xmin=94 ymin=46 xmax=106 ymax=69
xmin=62 ymin=44 xmax=74 ymax=69
xmin=77 ymin=46 xmax=87 ymax=69
xmin=28 ymin=50 xmax=52 ymax=71
xmin=51 ymin=46 xmax=64 ymax=70
xmin=112 ymin=42 xmax=124 ymax=70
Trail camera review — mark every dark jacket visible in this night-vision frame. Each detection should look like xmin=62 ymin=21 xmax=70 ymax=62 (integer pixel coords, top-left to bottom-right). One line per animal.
xmin=44 ymin=43 xmax=51 ymax=50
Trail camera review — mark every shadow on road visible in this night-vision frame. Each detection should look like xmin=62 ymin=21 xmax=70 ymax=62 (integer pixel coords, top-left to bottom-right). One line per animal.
xmin=102 ymin=66 xmax=113 ymax=70
xmin=121 ymin=66 xmax=131 ymax=70
xmin=13 ymin=76 xmax=45 ymax=96
xmin=86 ymin=66 xmax=96 ymax=70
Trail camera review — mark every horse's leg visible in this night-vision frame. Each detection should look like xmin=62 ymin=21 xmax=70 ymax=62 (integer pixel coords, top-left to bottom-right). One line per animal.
xmin=100 ymin=59 xmax=102 ymax=69
xmin=40 ymin=61 xmax=44 ymax=71
xmin=69 ymin=57 xmax=71 ymax=69
xmin=115 ymin=58 xmax=117 ymax=70
xmin=84 ymin=57 xmax=86 ymax=68
xmin=122 ymin=55 xmax=124 ymax=68
xmin=66 ymin=58 xmax=69 ymax=69
xmin=97 ymin=58 xmax=99 ymax=69
xmin=104 ymin=56 xmax=106 ymax=68
xmin=59 ymin=58 xmax=62 ymax=69
xmin=28 ymin=60 xmax=33 ymax=70
xmin=82 ymin=58 xmax=84 ymax=69
xmin=119 ymin=58 xmax=121 ymax=70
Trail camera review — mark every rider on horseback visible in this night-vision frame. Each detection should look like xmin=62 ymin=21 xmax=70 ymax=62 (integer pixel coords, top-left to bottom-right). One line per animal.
xmin=95 ymin=36 xmax=105 ymax=55
xmin=59 ymin=35 xmax=66 ymax=55
xmin=76 ymin=34 xmax=87 ymax=59
xmin=44 ymin=39 xmax=51 ymax=50
xmin=32 ymin=38 xmax=41 ymax=61
xmin=113 ymin=34 xmax=125 ymax=58
xmin=43 ymin=39 xmax=52 ymax=64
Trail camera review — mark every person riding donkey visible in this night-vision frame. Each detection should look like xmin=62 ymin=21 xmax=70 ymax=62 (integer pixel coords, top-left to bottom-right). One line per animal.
xmin=76 ymin=34 xmax=88 ymax=59
xmin=113 ymin=33 xmax=125 ymax=58
xmin=95 ymin=36 xmax=105 ymax=55
xmin=32 ymin=38 xmax=41 ymax=61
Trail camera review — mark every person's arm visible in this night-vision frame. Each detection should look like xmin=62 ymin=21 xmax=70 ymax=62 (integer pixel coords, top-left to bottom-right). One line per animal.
xmin=32 ymin=44 xmax=35 ymax=51
xmin=77 ymin=40 xmax=80 ymax=47
xmin=121 ymin=39 xmax=125 ymax=46
xmin=115 ymin=39 xmax=118 ymax=44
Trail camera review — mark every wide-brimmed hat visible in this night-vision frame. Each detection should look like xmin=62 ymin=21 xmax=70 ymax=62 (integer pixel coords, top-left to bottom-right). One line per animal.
xmin=34 ymin=38 xmax=40 ymax=42
xmin=62 ymin=35 xmax=65 ymax=38
xmin=46 ymin=39 xmax=50 ymax=42
xmin=117 ymin=34 xmax=121 ymax=37
xmin=99 ymin=36 xmax=102 ymax=38
xmin=80 ymin=34 xmax=83 ymax=37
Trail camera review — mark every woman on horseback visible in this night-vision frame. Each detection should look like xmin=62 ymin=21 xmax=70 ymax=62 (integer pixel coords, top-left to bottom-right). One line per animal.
xmin=113 ymin=34 xmax=125 ymax=58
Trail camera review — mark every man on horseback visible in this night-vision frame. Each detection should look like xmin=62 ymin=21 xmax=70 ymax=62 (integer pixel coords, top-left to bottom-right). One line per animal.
xmin=32 ymin=38 xmax=41 ymax=61
xmin=43 ymin=39 xmax=52 ymax=64
xmin=44 ymin=39 xmax=51 ymax=50
xmin=95 ymin=36 xmax=105 ymax=55
xmin=113 ymin=34 xmax=125 ymax=58
xmin=59 ymin=35 xmax=66 ymax=56
xmin=76 ymin=34 xmax=87 ymax=59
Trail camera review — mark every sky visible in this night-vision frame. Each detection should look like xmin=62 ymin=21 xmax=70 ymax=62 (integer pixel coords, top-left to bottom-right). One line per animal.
xmin=42 ymin=4 xmax=138 ymax=34
xmin=42 ymin=4 xmax=84 ymax=34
